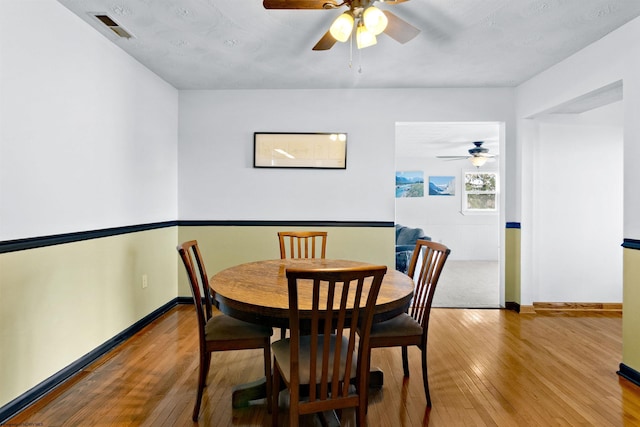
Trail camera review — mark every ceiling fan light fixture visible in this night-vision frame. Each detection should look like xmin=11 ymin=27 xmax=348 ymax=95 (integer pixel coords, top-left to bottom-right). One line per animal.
xmin=362 ymin=6 xmax=388 ymax=35
xmin=356 ymin=23 xmax=377 ymax=49
xmin=329 ymin=12 xmax=354 ymax=42
xmin=470 ymin=156 xmax=488 ymax=168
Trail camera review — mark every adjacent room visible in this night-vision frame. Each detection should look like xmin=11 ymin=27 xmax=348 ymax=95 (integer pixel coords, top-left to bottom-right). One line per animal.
xmin=395 ymin=121 xmax=502 ymax=308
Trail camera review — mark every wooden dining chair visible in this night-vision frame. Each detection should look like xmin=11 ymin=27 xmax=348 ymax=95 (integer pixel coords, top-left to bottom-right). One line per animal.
xmin=277 ymin=231 xmax=329 ymax=338
xmin=177 ymin=240 xmax=274 ymax=421
xmin=271 ymin=265 xmax=387 ymax=427
xmin=363 ymin=239 xmax=450 ymax=407
xmin=278 ymin=231 xmax=327 ymax=259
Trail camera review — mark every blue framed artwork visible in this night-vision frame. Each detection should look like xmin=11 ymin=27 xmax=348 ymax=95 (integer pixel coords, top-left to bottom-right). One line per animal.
xmin=429 ymin=176 xmax=455 ymax=196
xmin=396 ymin=171 xmax=424 ymax=198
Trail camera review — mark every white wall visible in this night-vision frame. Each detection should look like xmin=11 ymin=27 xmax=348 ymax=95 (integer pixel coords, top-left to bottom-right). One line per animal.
xmin=0 ymin=0 xmax=180 ymax=408
xmin=178 ymin=89 xmax=515 ymax=223
xmin=0 ymin=0 xmax=179 ymax=241
xmin=532 ymin=103 xmax=623 ymax=302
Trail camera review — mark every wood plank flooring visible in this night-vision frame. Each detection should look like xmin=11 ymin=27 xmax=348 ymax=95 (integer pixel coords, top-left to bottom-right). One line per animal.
xmin=7 ymin=305 xmax=640 ymax=426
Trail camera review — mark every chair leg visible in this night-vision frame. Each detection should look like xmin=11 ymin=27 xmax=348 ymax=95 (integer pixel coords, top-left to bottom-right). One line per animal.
xmin=402 ymin=346 xmax=410 ymax=377
xmin=364 ymin=350 xmax=372 ymax=413
xmin=289 ymin=378 xmax=299 ymax=427
xmin=263 ymin=342 xmax=272 ymax=414
xmin=203 ymin=352 xmax=211 ymax=385
xmin=360 ymin=356 xmax=371 ymax=417
xmin=193 ymin=351 xmax=209 ymax=421
xmin=357 ymin=396 xmax=367 ymax=427
xmin=289 ymin=406 xmax=299 ymax=427
xmin=272 ymin=363 xmax=280 ymax=426
xmin=421 ymin=347 xmax=432 ymax=407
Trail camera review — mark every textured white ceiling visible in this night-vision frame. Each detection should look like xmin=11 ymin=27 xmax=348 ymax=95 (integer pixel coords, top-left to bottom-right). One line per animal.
xmin=57 ymin=0 xmax=640 ymax=90
xmin=396 ymin=121 xmax=500 ymax=159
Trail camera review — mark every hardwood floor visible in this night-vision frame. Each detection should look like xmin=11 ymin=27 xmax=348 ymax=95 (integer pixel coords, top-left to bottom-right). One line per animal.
xmin=7 ymin=305 xmax=640 ymax=426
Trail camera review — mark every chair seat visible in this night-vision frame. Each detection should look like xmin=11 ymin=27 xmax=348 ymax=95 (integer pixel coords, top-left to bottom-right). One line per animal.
xmin=205 ymin=314 xmax=273 ymax=341
xmin=272 ymin=335 xmax=357 ymax=384
xmin=369 ymin=313 xmax=423 ymax=338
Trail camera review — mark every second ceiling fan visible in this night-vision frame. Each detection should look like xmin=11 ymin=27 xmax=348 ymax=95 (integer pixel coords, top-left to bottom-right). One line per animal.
xmin=263 ymin=0 xmax=420 ymax=50
xmin=436 ymin=141 xmax=497 ymax=168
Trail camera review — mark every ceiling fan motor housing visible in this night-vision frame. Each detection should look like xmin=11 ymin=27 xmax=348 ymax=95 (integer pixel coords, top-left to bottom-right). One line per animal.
xmin=469 ymin=141 xmax=488 ymax=156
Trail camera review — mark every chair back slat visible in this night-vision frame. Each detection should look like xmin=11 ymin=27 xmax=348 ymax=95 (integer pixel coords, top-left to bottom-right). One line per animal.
xmin=285 ymin=265 xmax=387 ymax=407
xmin=406 ymin=239 xmax=451 ymax=334
xmin=278 ymin=231 xmax=327 ymax=259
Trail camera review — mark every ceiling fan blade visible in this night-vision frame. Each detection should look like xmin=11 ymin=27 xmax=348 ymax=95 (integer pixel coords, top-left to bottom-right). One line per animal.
xmin=263 ymin=0 xmax=338 ymax=9
xmin=312 ymin=30 xmax=338 ymax=50
xmin=382 ymin=10 xmax=420 ymax=43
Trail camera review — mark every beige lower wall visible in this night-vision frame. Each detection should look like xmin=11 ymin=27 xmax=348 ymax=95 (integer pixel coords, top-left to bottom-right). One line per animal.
xmin=0 ymin=227 xmax=178 ymax=407
xmin=505 ymin=227 xmax=521 ymax=304
xmin=0 ymin=224 xmax=394 ymax=409
xmin=623 ymin=248 xmax=640 ymax=371
xmin=176 ymin=225 xmax=396 ymax=296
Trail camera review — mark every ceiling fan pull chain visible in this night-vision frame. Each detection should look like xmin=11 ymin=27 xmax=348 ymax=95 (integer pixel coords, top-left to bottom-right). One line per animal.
xmin=349 ymin=31 xmax=354 ymax=68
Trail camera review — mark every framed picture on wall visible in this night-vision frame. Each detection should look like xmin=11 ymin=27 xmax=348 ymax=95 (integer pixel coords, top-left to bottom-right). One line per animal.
xmin=254 ymin=132 xmax=347 ymax=169
xmin=428 ymin=176 xmax=455 ymax=196
xmin=396 ymin=171 xmax=424 ymax=198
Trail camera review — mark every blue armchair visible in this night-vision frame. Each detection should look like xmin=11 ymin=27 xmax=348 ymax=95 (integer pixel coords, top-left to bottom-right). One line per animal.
xmin=395 ymin=224 xmax=430 ymax=273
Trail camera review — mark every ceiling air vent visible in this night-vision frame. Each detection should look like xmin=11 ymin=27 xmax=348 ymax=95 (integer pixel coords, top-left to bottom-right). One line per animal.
xmin=93 ymin=14 xmax=133 ymax=39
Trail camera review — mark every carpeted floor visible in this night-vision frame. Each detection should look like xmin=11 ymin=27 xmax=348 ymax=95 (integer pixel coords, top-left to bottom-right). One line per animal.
xmin=432 ymin=260 xmax=500 ymax=308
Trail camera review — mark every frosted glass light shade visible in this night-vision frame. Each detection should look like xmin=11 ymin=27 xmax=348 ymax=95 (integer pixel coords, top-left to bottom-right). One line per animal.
xmin=330 ymin=13 xmax=354 ymax=42
xmin=356 ymin=25 xmax=377 ymax=49
xmin=362 ymin=6 xmax=388 ymax=35
xmin=470 ymin=156 xmax=488 ymax=167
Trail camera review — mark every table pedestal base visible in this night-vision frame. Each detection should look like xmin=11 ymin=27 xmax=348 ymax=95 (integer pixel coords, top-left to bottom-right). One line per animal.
xmin=232 ymin=377 xmax=268 ymax=408
xmin=367 ymin=368 xmax=384 ymax=389
xmin=231 ymin=368 xmax=384 ymax=409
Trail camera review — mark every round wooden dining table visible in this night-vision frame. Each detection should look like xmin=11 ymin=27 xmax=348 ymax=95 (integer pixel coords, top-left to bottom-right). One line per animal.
xmin=210 ymin=258 xmax=415 ymax=330
xmin=209 ymin=258 xmax=415 ymax=408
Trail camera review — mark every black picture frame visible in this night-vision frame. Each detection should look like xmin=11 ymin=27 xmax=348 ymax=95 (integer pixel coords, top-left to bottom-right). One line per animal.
xmin=254 ymin=132 xmax=347 ymax=169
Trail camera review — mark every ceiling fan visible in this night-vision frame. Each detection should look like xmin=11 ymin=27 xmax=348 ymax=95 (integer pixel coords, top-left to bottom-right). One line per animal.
xmin=436 ymin=141 xmax=497 ymax=168
xmin=263 ymin=0 xmax=420 ymax=51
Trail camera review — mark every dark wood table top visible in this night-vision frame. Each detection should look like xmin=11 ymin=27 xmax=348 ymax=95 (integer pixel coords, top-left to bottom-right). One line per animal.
xmin=210 ymin=258 xmax=414 ymax=328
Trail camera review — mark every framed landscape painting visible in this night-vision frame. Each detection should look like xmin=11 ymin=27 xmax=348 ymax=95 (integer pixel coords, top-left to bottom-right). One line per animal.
xmin=396 ymin=171 xmax=424 ymax=198
xmin=429 ymin=176 xmax=455 ymax=196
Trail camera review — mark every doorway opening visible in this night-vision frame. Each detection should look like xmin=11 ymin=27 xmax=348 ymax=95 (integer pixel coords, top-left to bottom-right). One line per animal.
xmin=395 ymin=121 xmax=503 ymax=308
xmin=525 ymin=81 xmax=623 ymax=308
